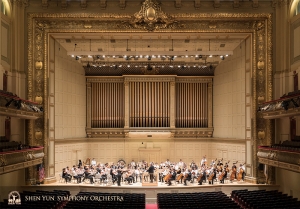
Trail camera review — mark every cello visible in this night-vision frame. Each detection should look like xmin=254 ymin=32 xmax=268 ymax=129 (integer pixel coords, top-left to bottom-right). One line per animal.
xmin=218 ymin=161 xmax=230 ymax=180
xmin=237 ymin=163 xmax=245 ymax=181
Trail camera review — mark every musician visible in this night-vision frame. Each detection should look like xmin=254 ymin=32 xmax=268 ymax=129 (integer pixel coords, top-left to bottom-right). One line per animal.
xmin=200 ymin=156 xmax=207 ymax=167
xmin=147 ymin=162 xmax=155 ymax=183
xmin=231 ymin=163 xmax=237 ymax=182
xmin=71 ymin=167 xmax=81 ymax=184
xmin=62 ymin=168 xmax=71 ymax=183
xmin=190 ymin=160 xmax=197 ymax=170
xmin=110 ymin=168 xmax=118 ymax=185
xmin=176 ymin=168 xmax=186 ymax=184
xmin=191 ymin=168 xmax=198 ymax=183
xmin=130 ymin=160 xmax=136 ymax=169
xmin=167 ymin=168 xmax=177 ymax=186
xmin=91 ymin=158 xmax=97 ymax=166
xmin=135 ymin=167 xmax=141 ymax=182
xmin=178 ymin=159 xmax=184 ymax=168
xmin=84 ymin=168 xmax=94 ymax=184
xmin=116 ymin=167 xmax=123 ymax=186
xmin=197 ymin=169 xmax=205 ymax=185
xmin=165 ymin=159 xmax=171 ymax=166
xmin=219 ymin=166 xmax=227 ymax=184
xmin=160 ymin=168 xmax=169 ymax=182
xmin=184 ymin=169 xmax=192 ymax=186
xmin=78 ymin=159 xmax=82 ymax=168
xmin=124 ymin=170 xmax=133 ymax=184
xmin=208 ymin=168 xmax=217 ymax=185
xmin=238 ymin=164 xmax=246 ymax=181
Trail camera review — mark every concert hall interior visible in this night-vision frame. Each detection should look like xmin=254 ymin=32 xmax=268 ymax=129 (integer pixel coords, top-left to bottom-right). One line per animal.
xmin=1 ymin=0 xmax=300 ymax=207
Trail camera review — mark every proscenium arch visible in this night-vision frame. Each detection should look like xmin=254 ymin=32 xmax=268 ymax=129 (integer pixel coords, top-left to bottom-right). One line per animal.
xmin=26 ymin=13 xmax=273 ymax=183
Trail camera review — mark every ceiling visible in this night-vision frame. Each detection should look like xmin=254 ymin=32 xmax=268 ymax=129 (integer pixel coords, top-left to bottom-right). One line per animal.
xmin=52 ymin=32 xmax=249 ymax=76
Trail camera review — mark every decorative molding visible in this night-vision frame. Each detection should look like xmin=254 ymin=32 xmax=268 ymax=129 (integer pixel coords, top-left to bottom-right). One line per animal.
xmin=194 ymin=0 xmax=200 ymax=9
xmin=100 ymin=0 xmax=106 ymax=9
xmin=119 ymin=0 xmax=126 ymax=9
xmin=233 ymin=0 xmax=239 ymax=9
xmin=124 ymin=75 xmax=176 ymax=82
xmin=80 ymin=0 xmax=87 ymax=10
xmin=42 ymin=0 xmax=48 ymax=9
xmin=27 ymin=11 xmax=272 ymax=183
xmin=176 ymin=77 xmax=213 ymax=83
xmin=252 ymin=0 xmax=259 ymax=9
xmin=121 ymin=0 xmax=183 ymax=31
xmin=214 ymin=0 xmax=220 ymax=9
xmin=175 ymin=0 xmax=181 ymax=9
xmin=86 ymin=77 xmax=124 ymax=83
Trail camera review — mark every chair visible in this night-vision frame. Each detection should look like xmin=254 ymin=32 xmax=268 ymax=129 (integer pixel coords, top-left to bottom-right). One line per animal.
xmin=58 ymin=174 xmax=64 ymax=183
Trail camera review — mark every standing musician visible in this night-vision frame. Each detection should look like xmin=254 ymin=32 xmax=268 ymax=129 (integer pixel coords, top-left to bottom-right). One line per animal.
xmin=183 ymin=169 xmax=192 ymax=186
xmin=116 ymin=166 xmax=123 ymax=186
xmin=230 ymin=162 xmax=237 ymax=182
xmin=219 ymin=163 xmax=228 ymax=184
xmin=147 ymin=162 xmax=155 ymax=183
xmin=167 ymin=168 xmax=177 ymax=186
xmin=200 ymin=156 xmax=207 ymax=167
xmin=238 ymin=163 xmax=246 ymax=181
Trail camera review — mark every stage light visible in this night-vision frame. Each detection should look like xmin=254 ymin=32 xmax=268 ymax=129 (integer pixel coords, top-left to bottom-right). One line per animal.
xmin=220 ymin=55 xmax=225 ymax=60
xmin=209 ymin=55 xmax=212 ymax=58
xmin=71 ymin=55 xmax=74 ymax=57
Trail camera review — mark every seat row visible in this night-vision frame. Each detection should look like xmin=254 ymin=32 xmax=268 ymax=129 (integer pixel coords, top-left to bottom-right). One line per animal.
xmin=157 ymin=191 xmax=241 ymax=209
xmin=231 ymin=189 xmax=300 ymax=209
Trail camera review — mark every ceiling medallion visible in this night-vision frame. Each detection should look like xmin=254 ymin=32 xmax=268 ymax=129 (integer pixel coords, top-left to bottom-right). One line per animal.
xmin=124 ymin=0 xmax=183 ymax=31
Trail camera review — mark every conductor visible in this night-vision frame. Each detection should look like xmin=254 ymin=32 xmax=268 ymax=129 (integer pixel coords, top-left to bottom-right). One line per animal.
xmin=147 ymin=163 xmax=155 ymax=183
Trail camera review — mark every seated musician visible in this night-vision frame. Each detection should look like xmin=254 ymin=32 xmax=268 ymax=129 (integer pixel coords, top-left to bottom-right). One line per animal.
xmin=110 ymin=168 xmax=118 ymax=185
xmin=135 ymin=167 xmax=141 ymax=183
xmin=62 ymin=168 xmax=72 ymax=183
xmin=84 ymin=168 xmax=94 ymax=184
xmin=191 ymin=168 xmax=198 ymax=183
xmin=131 ymin=160 xmax=136 ymax=169
xmin=176 ymin=168 xmax=186 ymax=184
xmin=77 ymin=166 xmax=84 ymax=182
xmin=124 ymin=171 xmax=133 ymax=184
xmin=167 ymin=168 xmax=177 ymax=186
xmin=161 ymin=168 xmax=169 ymax=182
xmin=100 ymin=168 xmax=107 ymax=183
xmin=71 ymin=167 xmax=81 ymax=183
xmin=184 ymin=169 xmax=192 ymax=186
xmin=239 ymin=164 xmax=246 ymax=181
xmin=165 ymin=159 xmax=171 ymax=166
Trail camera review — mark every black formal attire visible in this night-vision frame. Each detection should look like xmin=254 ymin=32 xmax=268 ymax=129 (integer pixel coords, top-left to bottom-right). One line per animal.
xmin=117 ymin=169 xmax=123 ymax=186
xmin=147 ymin=165 xmax=155 ymax=183
xmin=184 ymin=171 xmax=192 ymax=185
xmin=167 ymin=171 xmax=177 ymax=186
xmin=62 ymin=170 xmax=71 ymax=183
xmin=84 ymin=170 xmax=94 ymax=184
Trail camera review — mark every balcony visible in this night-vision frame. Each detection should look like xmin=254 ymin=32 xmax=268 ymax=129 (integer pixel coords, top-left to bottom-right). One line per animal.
xmin=0 ymin=146 xmax=44 ymax=175
xmin=258 ymin=92 xmax=300 ymax=119
xmin=257 ymin=146 xmax=300 ymax=173
xmin=0 ymin=91 xmax=42 ymax=120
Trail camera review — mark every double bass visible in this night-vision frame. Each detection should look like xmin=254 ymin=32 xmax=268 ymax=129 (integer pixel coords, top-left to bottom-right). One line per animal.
xmin=218 ymin=161 xmax=230 ymax=180
xmin=197 ymin=172 xmax=203 ymax=182
xmin=237 ymin=163 xmax=245 ymax=181
xmin=230 ymin=161 xmax=238 ymax=181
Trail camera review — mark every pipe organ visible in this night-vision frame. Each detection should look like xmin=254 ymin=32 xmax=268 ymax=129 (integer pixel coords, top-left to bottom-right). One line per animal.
xmin=129 ymin=81 xmax=170 ymax=127
xmin=86 ymin=76 xmax=213 ymax=137
xmin=176 ymin=82 xmax=208 ymax=128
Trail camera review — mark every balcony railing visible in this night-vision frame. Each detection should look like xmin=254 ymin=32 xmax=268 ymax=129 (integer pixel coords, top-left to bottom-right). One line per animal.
xmin=257 ymin=146 xmax=300 ymax=173
xmin=0 ymin=146 xmax=44 ymax=175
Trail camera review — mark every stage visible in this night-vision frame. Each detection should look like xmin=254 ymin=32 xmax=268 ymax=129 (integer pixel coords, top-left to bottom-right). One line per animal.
xmin=21 ymin=180 xmax=280 ymax=204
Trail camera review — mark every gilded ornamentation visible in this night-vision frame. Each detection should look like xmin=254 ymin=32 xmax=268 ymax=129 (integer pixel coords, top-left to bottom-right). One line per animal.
xmin=121 ymin=0 xmax=183 ymax=31
xmin=27 ymin=11 xmax=273 ymax=183
xmin=35 ymin=61 xmax=43 ymax=70
xmin=0 ymin=154 xmax=7 ymax=166
xmin=35 ymin=96 xmax=43 ymax=104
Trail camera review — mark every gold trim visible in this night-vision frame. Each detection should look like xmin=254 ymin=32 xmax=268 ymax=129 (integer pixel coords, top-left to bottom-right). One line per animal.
xmin=27 ymin=12 xmax=273 ymax=183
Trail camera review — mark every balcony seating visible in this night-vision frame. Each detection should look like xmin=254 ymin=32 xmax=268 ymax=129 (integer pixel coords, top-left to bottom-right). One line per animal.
xmin=0 ymin=141 xmax=31 ymax=152
xmin=231 ymin=189 xmax=300 ymax=209
xmin=157 ymin=191 xmax=240 ymax=209
xmin=270 ymin=140 xmax=300 ymax=153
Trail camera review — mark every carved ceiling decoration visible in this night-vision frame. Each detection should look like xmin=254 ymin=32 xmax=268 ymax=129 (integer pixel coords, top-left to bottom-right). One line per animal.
xmin=122 ymin=0 xmax=183 ymax=31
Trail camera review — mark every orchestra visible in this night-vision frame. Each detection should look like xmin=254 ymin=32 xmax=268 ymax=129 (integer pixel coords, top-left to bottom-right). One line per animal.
xmin=60 ymin=157 xmax=246 ymax=186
